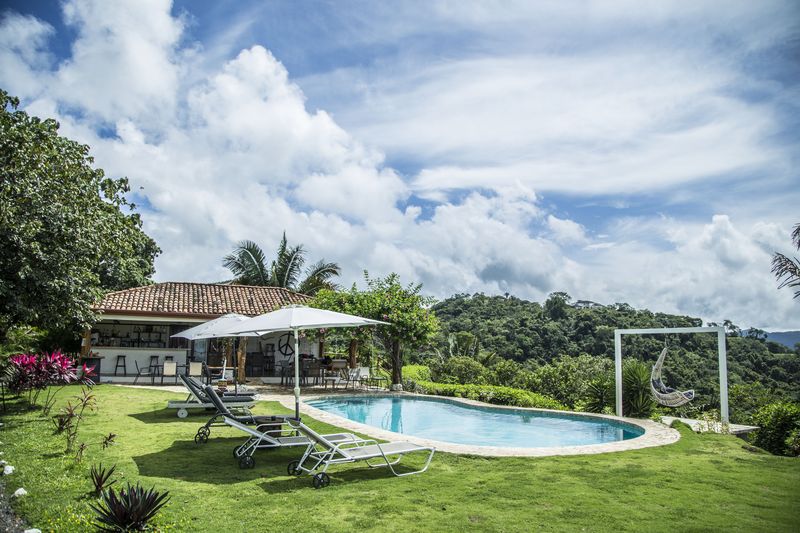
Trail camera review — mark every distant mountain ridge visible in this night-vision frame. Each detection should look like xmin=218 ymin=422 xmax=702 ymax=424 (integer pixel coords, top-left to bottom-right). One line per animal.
xmin=766 ymin=331 xmax=800 ymax=349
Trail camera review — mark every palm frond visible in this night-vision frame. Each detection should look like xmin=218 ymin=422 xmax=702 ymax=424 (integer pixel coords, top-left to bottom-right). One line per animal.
xmin=222 ymin=240 xmax=271 ymax=286
xmin=271 ymin=240 xmax=306 ymax=289
xmin=298 ymin=259 xmax=341 ymax=295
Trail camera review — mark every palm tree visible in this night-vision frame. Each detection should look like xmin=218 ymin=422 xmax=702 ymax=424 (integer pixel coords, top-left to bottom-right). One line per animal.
xmin=772 ymin=223 xmax=800 ymax=299
xmin=222 ymin=233 xmax=341 ymax=295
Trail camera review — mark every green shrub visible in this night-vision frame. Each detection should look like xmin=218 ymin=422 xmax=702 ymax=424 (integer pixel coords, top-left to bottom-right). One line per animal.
xmin=412 ymin=379 xmax=566 ymax=410
xmin=431 ymin=356 xmax=492 ymax=385
xmin=584 ymin=376 xmax=614 ymax=413
xmin=528 ymin=354 xmax=613 ymax=408
xmin=622 ymin=359 xmax=655 ymax=418
xmin=403 ymin=364 xmax=431 ymax=382
xmin=752 ymin=401 xmax=800 ymax=456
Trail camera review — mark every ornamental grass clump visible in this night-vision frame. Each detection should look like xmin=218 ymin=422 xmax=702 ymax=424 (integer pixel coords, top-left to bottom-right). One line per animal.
xmin=90 ymin=483 xmax=170 ymax=532
xmin=8 ymin=350 xmax=94 ymax=414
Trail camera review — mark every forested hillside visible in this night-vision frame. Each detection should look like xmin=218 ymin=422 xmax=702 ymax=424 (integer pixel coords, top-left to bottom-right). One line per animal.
xmin=429 ymin=293 xmax=800 ymax=404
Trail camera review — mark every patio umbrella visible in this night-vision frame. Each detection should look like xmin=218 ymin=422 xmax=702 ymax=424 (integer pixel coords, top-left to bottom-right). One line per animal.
xmin=224 ymin=305 xmax=389 ymax=419
xmin=170 ymin=313 xmax=263 ymax=340
xmin=171 ymin=313 xmax=264 ymax=388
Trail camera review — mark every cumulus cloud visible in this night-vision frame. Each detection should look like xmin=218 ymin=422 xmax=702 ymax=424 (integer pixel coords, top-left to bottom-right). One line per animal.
xmin=0 ymin=0 xmax=797 ymax=330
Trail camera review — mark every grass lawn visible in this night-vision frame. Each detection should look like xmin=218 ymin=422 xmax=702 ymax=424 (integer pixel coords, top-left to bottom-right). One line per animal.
xmin=2 ymin=385 xmax=798 ymax=532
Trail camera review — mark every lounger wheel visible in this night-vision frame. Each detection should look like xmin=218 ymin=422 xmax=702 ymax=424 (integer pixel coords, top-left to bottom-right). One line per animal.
xmin=287 ymin=460 xmax=302 ymax=476
xmin=194 ymin=427 xmax=210 ymax=444
xmin=312 ymin=472 xmax=330 ymax=489
xmin=177 ymin=408 xmax=188 ymax=419
xmin=239 ymin=455 xmax=255 ymax=469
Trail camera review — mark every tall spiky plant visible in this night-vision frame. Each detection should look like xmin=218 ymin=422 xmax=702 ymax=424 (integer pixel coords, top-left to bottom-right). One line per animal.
xmin=772 ymin=223 xmax=800 ymax=299
xmin=222 ymin=240 xmax=271 ymax=286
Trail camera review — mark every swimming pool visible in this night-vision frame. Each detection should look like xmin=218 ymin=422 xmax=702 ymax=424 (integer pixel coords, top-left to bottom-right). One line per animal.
xmin=306 ymin=395 xmax=644 ymax=448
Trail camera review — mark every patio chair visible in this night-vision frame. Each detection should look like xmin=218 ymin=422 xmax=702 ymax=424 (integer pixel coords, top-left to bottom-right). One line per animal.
xmin=342 ymin=367 xmax=363 ymax=389
xmin=133 ymin=361 xmax=154 ymax=385
xmin=160 ymin=361 xmax=179 ymax=385
xmin=166 ymin=374 xmax=255 ymax=419
xmin=224 ymin=416 xmax=365 ymax=469
xmin=286 ymin=419 xmax=435 ymax=488
xmin=188 ymin=361 xmax=204 ymax=383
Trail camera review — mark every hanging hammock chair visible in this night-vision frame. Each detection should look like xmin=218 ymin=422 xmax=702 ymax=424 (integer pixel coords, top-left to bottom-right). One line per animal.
xmin=650 ymin=347 xmax=694 ymax=407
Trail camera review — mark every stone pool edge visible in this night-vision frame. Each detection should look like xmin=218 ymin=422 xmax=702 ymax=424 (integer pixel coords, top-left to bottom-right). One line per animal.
xmin=278 ymin=391 xmax=680 ymax=458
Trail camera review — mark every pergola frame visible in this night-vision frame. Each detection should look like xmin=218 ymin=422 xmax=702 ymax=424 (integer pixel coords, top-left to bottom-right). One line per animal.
xmin=613 ymin=326 xmax=728 ymax=423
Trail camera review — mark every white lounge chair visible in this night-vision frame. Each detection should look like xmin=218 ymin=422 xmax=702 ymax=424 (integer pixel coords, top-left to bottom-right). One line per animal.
xmin=286 ymin=419 xmax=435 ymax=488
xmin=223 ymin=416 xmax=365 ymax=469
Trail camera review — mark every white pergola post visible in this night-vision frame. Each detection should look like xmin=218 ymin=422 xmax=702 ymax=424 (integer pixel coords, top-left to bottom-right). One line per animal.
xmin=613 ymin=326 xmax=728 ymax=423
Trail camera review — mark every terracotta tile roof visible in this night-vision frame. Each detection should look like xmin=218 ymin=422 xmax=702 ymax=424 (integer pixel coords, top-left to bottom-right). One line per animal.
xmin=93 ymin=282 xmax=310 ymax=318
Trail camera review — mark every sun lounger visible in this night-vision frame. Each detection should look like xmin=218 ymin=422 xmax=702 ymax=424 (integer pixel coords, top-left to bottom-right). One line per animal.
xmin=223 ymin=416 xmax=365 ymax=469
xmin=286 ymin=419 xmax=435 ymax=488
xmin=166 ymin=375 xmax=255 ymax=419
xmin=193 ymin=384 xmax=287 ymax=444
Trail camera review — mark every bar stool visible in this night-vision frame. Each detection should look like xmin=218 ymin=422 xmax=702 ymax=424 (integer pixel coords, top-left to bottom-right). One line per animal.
xmin=114 ymin=355 xmax=127 ymax=376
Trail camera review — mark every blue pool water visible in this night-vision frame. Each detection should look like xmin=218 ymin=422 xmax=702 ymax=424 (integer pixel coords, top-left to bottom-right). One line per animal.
xmin=307 ymin=395 xmax=644 ymax=448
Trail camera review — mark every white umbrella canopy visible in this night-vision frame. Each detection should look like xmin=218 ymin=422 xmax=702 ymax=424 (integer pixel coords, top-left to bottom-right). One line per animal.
xmin=171 ymin=313 xmax=264 ymax=340
xmin=224 ymin=305 xmax=389 ymax=419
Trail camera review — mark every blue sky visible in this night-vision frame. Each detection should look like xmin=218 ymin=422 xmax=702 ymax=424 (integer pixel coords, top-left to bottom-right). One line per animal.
xmin=1 ymin=0 xmax=798 ymax=329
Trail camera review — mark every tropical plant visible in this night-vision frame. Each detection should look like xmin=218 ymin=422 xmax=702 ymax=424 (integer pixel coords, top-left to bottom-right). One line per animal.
xmin=222 ymin=233 xmax=340 ymax=295
xmin=431 ymin=356 xmax=491 ymax=385
xmin=584 ymin=375 xmax=615 ymax=413
xmin=8 ymin=350 xmax=93 ymax=414
xmin=772 ymin=223 xmax=800 ymax=298
xmin=53 ymin=385 xmax=97 ymax=453
xmin=90 ymin=464 xmax=118 ymax=496
xmin=0 ymin=90 xmax=159 ymax=337
xmin=622 ymin=359 xmax=655 ymax=418
xmin=89 ymin=482 xmax=170 ymax=532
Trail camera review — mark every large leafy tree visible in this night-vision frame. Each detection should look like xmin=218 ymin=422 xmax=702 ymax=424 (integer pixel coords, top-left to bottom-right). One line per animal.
xmin=313 ymin=272 xmax=440 ymax=389
xmin=772 ymin=223 xmax=800 ymax=299
xmin=222 ymin=233 xmax=340 ymax=295
xmin=0 ymin=91 xmax=160 ymax=336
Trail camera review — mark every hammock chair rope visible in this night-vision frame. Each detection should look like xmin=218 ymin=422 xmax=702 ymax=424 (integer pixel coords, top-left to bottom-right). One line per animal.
xmin=650 ymin=347 xmax=694 ymax=407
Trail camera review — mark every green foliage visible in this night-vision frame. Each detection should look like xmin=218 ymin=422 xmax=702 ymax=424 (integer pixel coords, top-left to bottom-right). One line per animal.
xmin=411 ymin=379 xmax=566 ymax=410
xmin=402 ymin=364 xmax=431 ymax=382
xmin=622 ymin=359 xmax=655 ymax=418
xmin=584 ymin=375 xmax=615 ymax=413
xmin=527 ymin=354 xmax=613 ymax=408
xmin=432 ymin=293 xmax=800 ymax=404
xmin=729 ymin=382 xmax=782 ymax=425
xmin=314 ymin=272 xmax=439 ymax=386
xmin=431 ymin=355 xmax=491 ymax=385
xmin=222 ymin=233 xmax=340 ymax=295
xmin=490 ymin=358 xmax=523 ymax=387
xmin=89 ymin=482 xmax=170 ymax=532
xmin=0 ymin=90 xmax=159 ymax=335
xmin=752 ymin=401 xmax=800 ymax=456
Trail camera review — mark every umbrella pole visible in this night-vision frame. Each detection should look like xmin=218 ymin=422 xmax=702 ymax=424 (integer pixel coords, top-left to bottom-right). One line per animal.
xmin=293 ymin=328 xmax=300 ymax=420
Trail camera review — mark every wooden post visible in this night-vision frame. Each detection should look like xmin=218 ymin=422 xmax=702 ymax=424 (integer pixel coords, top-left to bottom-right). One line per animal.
xmin=237 ymin=338 xmax=247 ymax=383
xmin=348 ymin=339 xmax=359 ymax=369
xmin=80 ymin=329 xmax=91 ymax=357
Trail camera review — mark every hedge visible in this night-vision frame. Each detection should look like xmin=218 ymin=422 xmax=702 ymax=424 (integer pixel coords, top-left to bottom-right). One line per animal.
xmin=407 ymin=379 xmax=566 ymax=411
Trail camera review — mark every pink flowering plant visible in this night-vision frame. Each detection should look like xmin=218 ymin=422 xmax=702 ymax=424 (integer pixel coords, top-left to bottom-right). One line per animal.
xmin=8 ymin=350 xmax=94 ymax=414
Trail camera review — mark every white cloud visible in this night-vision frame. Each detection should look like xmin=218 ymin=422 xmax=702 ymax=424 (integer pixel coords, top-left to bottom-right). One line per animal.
xmin=0 ymin=0 xmax=797 ymax=331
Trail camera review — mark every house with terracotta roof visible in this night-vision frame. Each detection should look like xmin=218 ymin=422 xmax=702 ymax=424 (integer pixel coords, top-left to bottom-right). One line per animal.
xmin=84 ymin=282 xmax=312 ymax=383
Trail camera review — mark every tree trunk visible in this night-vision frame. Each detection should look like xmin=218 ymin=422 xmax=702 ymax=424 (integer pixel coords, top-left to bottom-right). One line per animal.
xmin=390 ymin=338 xmax=403 ymax=390
xmin=348 ymin=338 xmax=359 ymax=369
xmin=236 ymin=338 xmax=247 ymax=383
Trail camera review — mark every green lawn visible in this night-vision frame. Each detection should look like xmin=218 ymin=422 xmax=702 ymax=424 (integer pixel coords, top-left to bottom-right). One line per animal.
xmin=2 ymin=385 xmax=798 ymax=532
